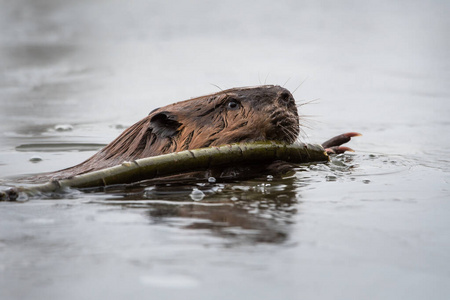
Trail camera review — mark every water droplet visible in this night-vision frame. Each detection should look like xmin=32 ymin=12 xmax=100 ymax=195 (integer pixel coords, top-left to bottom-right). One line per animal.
xmin=326 ymin=175 xmax=337 ymax=181
xmin=267 ymin=175 xmax=273 ymax=181
xmin=143 ymin=187 xmax=157 ymax=198
xmin=208 ymin=177 xmax=216 ymax=183
xmin=17 ymin=192 xmax=29 ymax=202
xmin=29 ymin=155 xmax=43 ymax=163
xmin=276 ymin=194 xmax=289 ymax=200
xmin=54 ymin=124 xmax=73 ymax=132
xmin=190 ymin=188 xmax=205 ymax=201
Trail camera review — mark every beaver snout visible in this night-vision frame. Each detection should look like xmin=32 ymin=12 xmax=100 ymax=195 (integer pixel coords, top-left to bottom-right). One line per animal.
xmin=276 ymin=90 xmax=297 ymax=110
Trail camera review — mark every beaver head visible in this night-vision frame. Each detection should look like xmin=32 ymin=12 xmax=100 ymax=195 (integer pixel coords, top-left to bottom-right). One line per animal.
xmin=53 ymin=85 xmax=300 ymax=177
xmin=149 ymin=85 xmax=299 ymax=149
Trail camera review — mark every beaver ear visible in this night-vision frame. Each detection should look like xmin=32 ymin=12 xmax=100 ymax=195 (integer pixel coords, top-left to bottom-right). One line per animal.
xmin=149 ymin=112 xmax=181 ymax=138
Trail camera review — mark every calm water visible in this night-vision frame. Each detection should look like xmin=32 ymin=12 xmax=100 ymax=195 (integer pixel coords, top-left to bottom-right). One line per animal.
xmin=1 ymin=1 xmax=450 ymax=299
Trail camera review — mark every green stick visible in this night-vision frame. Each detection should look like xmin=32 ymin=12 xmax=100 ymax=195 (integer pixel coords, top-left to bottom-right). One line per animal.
xmin=1 ymin=142 xmax=328 ymax=200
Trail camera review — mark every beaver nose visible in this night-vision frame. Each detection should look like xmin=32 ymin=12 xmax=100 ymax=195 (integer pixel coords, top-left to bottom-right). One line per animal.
xmin=277 ymin=91 xmax=294 ymax=106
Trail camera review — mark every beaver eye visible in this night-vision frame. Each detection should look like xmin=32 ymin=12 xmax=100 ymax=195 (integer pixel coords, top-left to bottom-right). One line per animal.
xmin=227 ymin=100 xmax=241 ymax=110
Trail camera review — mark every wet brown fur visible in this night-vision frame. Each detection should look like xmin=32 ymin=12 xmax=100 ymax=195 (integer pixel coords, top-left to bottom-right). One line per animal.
xmin=48 ymin=85 xmax=300 ymax=179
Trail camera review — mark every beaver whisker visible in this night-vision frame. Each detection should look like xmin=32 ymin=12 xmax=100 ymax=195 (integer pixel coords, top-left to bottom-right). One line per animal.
xmin=264 ymin=73 xmax=270 ymax=85
xmin=210 ymin=83 xmax=223 ymax=92
xmin=298 ymin=117 xmax=316 ymax=130
xmin=272 ymin=124 xmax=297 ymax=144
xmin=278 ymin=119 xmax=295 ymax=127
xmin=272 ymin=116 xmax=298 ymax=128
xmin=269 ymin=111 xmax=297 ymax=126
xmin=283 ymin=127 xmax=299 ymax=144
xmin=296 ymin=98 xmax=319 ymax=108
xmin=279 ymin=128 xmax=296 ymax=144
xmin=292 ymin=77 xmax=308 ymax=95
xmin=270 ymin=110 xmax=284 ymax=119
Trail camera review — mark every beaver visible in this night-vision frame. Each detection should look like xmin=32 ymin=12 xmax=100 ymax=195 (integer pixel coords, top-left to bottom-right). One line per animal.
xmin=44 ymin=85 xmax=358 ymax=181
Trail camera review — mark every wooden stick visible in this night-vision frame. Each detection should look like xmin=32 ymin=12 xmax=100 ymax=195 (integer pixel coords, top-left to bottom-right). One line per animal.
xmin=1 ymin=142 xmax=328 ymax=200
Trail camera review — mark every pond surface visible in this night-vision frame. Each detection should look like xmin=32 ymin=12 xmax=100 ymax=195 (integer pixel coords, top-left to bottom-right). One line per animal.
xmin=1 ymin=1 xmax=450 ymax=299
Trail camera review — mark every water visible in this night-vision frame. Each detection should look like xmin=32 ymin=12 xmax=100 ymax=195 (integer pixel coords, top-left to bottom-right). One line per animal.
xmin=1 ymin=0 xmax=450 ymax=299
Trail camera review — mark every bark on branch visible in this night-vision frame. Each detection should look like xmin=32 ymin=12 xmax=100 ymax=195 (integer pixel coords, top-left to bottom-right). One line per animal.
xmin=1 ymin=142 xmax=328 ymax=200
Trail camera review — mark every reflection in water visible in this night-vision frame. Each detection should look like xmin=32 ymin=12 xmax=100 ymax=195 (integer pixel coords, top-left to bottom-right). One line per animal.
xmin=91 ymin=176 xmax=300 ymax=245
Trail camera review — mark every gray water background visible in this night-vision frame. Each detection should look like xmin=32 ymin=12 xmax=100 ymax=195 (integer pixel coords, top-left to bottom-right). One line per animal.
xmin=1 ymin=0 xmax=450 ymax=299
